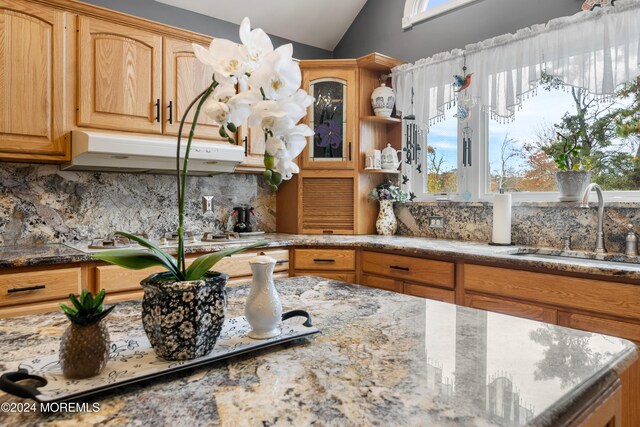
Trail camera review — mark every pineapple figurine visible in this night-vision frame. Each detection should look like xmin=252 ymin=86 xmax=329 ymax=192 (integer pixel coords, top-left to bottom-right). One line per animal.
xmin=59 ymin=290 xmax=114 ymax=379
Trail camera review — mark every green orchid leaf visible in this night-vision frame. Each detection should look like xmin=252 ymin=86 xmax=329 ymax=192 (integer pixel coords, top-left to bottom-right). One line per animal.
xmin=92 ymin=249 xmax=178 ymax=273
xmin=113 ymin=231 xmax=181 ymax=278
xmin=185 ymin=241 xmax=267 ymax=281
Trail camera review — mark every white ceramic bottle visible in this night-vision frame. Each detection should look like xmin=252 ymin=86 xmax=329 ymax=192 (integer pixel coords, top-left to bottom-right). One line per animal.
xmin=245 ymin=252 xmax=282 ymax=339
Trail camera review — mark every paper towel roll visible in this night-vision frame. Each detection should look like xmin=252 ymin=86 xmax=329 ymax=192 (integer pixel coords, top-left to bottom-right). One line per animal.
xmin=492 ymin=192 xmax=512 ymax=244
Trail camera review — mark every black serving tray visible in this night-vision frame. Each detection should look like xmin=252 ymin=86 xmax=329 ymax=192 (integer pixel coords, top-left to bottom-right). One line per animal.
xmin=0 ymin=310 xmax=318 ymax=403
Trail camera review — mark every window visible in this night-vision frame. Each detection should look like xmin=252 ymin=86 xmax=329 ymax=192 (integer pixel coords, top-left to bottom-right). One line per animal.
xmin=403 ymin=78 xmax=640 ymax=201
xmin=403 ymin=0 xmax=481 ymax=29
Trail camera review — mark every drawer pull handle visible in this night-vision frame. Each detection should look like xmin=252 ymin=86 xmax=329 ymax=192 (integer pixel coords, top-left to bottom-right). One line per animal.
xmin=8 ymin=285 xmax=46 ymax=294
xmin=390 ymin=265 xmax=410 ymax=271
xmin=275 ymin=260 xmax=289 ymax=264
xmin=322 ymin=230 xmax=334 ymax=234
xmin=313 ymin=259 xmax=336 ymax=263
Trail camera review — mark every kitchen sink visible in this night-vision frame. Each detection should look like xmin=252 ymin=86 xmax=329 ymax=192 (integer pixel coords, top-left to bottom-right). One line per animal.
xmin=513 ymin=249 xmax=640 ymax=267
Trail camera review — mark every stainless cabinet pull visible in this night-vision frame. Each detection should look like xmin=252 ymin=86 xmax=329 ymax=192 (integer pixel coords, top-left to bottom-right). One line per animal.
xmin=390 ymin=265 xmax=409 ymax=271
xmin=168 ymin=101 xmax=173 ymax=124
xmin=313 ymin=259 xmax=336 ymax=263
xmin=155 ymin=99 xmax=161 ymax=123
xmin=8 ymin=285 xmax=46 ymax=294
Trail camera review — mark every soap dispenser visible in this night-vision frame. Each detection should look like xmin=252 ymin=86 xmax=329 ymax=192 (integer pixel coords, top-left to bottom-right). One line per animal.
xmin=625 ymin=224 xmax=638 ymax=257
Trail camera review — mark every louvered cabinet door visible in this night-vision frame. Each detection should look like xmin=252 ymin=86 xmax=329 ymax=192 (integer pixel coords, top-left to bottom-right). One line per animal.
xmin=0 ymin=0 xmax=67 ymax=161
xmin=77 ymin=16 xmax=162 ymax=134
xmin=301 ymin=177 xmax=355 ymax=234
xmin=163 ymin=38 xmax=226 ymax=141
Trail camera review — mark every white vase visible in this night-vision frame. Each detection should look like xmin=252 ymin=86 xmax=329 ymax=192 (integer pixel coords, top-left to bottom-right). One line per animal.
xmin=376 ymin=200 xmax=397 ymax=235
xmin=245 ymin=253 xmax=282 ymax=339
xmin=555 ymin=170 xmax=592 ymax=202
xmin=371 ymin=83 xmax=395 ymax=117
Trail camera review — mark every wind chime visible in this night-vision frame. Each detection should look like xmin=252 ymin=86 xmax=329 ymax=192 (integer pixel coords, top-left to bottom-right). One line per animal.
xmin=453 ymin=57 xmax=475 ymax=201
xmin=402 ymin=116 xmax=420 ymax=202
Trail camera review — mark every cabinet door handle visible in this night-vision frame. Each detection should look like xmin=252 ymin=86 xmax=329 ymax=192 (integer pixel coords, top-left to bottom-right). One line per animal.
xmin=275 ymin=259 xmax=289 ymax=264
xmin=8 ymin=285 xmax=46 ymax=294
xmin=348 ymin=142 xmax=352 ymax=161
xmin=243 ymin=136 xmax=248 ymax=156
xmin=313 ymin=259 xmax=336 ymax=263
xmin=322 ymin=230 xmax=334 ymax=234
xmin=168 ymin=101 xmax=173 ymax=124
xmin=389 ymin=265 xmax=409 ymax=271
xmin=155 ymin=99 xmax=161 ymax=123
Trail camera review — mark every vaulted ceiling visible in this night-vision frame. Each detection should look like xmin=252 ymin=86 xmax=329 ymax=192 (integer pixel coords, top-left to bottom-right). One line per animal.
xmin=153 ymin=0 xmax=368 ymax=51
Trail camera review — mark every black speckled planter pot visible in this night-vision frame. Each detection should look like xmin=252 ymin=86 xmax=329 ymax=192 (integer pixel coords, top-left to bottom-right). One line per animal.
xmin=140 ymin=272 xmax=228 ymax=361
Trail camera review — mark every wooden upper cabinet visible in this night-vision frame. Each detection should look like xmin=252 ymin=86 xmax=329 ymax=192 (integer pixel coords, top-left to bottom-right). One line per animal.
xmin=163 ymin=38 xmax=226 ymax=142
xmin=0 ymin=0 xmax=67 ymax=160
xmin=77 ymin=16 xmax=162 ymax=134
xmin=300 ymin=67 xmax=357 ymax=170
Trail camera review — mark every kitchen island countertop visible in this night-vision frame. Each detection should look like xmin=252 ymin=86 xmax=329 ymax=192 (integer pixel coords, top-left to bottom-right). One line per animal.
xmin=0 ymin=276 xmax=636 ymax=426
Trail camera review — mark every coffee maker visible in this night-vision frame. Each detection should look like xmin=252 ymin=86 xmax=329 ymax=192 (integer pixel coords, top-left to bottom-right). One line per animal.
xmin=232 ymin=206 xmax=254 ymax=233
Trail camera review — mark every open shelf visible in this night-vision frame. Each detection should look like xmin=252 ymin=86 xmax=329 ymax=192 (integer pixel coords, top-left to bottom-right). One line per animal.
xmin=360 ymin=115 xmax=401 ymax=124
xmin=360 ymin=169 xmax=402 ymax=174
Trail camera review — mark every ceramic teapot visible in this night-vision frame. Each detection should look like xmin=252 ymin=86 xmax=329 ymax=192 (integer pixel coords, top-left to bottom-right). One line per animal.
xmin=381 ymin=144 xmax=402 ymax=170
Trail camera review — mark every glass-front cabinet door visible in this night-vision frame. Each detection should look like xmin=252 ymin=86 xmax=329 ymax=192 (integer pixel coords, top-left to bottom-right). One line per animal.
xmin=301 ymin=68 xmax=356 ymax=170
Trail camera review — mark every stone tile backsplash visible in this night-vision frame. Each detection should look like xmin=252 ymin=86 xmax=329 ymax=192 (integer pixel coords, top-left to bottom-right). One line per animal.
xmin=396 ymin=201 xmax=640 ymax=253
xmin=0 ymin=163 xmax=275 ymax=246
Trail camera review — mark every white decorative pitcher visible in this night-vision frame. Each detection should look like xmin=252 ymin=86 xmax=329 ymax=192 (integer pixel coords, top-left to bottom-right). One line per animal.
xmin=245 ymin=253 xmax=282 ymax=339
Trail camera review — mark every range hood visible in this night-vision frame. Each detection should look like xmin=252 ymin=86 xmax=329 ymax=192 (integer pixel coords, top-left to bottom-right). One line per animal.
xmin=62 ymin=131 xmax=245 ymax=175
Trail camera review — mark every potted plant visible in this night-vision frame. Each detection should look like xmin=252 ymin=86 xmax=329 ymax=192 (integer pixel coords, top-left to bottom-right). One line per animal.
xmin=369 ymin=180 xmax=408 ymax=235
xmin=93 ymin=18 xmax=313 ymax=361
xmin=59 ymin=290 xmax=114 ymax=379
xmin=552 ymin=133 xmax=593 ymax=201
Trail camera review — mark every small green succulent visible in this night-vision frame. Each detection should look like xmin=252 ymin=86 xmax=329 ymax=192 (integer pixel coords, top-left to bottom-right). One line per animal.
xmin=60 ymin=289 xmax=115 ymax=326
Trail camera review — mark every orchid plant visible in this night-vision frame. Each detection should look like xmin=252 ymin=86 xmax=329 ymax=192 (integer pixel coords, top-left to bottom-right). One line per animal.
xmin=93 ymin=18 xmax=313 ymax=282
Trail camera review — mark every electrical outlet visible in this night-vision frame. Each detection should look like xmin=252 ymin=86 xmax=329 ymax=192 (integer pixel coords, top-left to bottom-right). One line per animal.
xmin=428 ymin=216 xmax=444 ymax=228
xmin=202 ymin=196 xmax=214 ymax=213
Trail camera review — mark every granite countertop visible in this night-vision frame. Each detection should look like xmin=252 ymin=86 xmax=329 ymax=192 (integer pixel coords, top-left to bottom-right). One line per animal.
xmin=0 ymin=277 xmax=636 ymax=426
xmin=3 ymin=234 xmax=640 ymax=280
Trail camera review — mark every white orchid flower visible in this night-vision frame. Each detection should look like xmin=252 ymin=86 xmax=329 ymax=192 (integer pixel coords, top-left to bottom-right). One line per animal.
xmin=273 ymin=155 xmax=300 ymax=180
xmin=193 ymin=39 xmax=249 ymax=85
xmin=249 ymin=44 xmax=300 ymax=101
xmin=265 ymin=136 xmax=286 ymax=157
xmin=239 ymin=18 xmax=273 ymax=73
xmin=203 ymin=99 xmax=230 ymax=125
xmin=272 ymin=123 xmax=314 ymax=158
xmin=227 ymin=90 xmax=260 ymax=126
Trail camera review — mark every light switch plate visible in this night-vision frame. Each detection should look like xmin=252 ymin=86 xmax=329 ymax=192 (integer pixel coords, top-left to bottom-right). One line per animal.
xmin=428 ymin=216 xmax=444 ymax=228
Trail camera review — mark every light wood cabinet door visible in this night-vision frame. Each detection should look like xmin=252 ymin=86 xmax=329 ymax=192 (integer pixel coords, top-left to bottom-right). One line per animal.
xmin=163 ymin=37 xmax=226 ymax=142
xmin=361 ymin=251 xmax=454 ymax=289
xmin=235 ymin=126 xmax=266 ymax=171
xmin=360 ymin=274 xmax=403 ymax=293
xmin=558 ymin=311 xmax=640 ymax=344
xmin=301 ymin=175 xmax=355 ymax=234
xmin=294 ymin=249 xmax=356 ymax=271
xmin=404 ymin=282 xmax=455 ymax=303
xmin=77 ymin=16 xmax=162 ymax=134
xmin=301 ymin=67 xmax=356 ymax=170
xmin=0 ymin=0 xmax=66 ymax=160
xmin=465 ymin=293 xmax=557 ymax=323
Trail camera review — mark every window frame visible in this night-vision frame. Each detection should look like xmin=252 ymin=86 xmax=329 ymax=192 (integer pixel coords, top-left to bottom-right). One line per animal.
xmin=402 ymin=0 xmax=483 ymax=29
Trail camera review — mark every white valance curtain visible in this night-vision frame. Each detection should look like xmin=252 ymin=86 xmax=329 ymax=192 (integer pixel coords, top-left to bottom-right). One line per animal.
xmin=392 ymin=0 xmax=640 ymax=129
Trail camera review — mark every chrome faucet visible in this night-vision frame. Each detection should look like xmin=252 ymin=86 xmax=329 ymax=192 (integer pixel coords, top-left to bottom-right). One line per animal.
xmin=580 ymin=183 xmax=607 ymax=253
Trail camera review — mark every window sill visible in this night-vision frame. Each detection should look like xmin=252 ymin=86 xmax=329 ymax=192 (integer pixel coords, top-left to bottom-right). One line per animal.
xmin=400 ymin=200 xmax=640 ymax=208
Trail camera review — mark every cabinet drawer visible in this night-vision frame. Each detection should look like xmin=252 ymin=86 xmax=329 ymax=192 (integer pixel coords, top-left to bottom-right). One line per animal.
xmin=294 ymin=272 xmax=357 ymax=283
xmin=0 ymin=268 xmax=82 ymax=307
xmin=404 ymin=283 xmax=455 ymax=303
xmin=294 ymin=249 xmax=355 ymax=271
xmin=216 ymin=249 xmax=289 ymax=278
xmin=361 ymin=251 xmax=454 ymax=288
xmin=465 ymin=293 xmax=557 ymax=323
xmin=558 ymin=312 xmax=640 ymax=343
xmin=97 ymin=249 xmax=289 ymax=294
xmin=360 ymin=274 xmax=403 ymax=293
xmin=464 ymin=264 xmax=640 ymax=321
xmin=96 ymin=265 xmax=166 ymax=293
